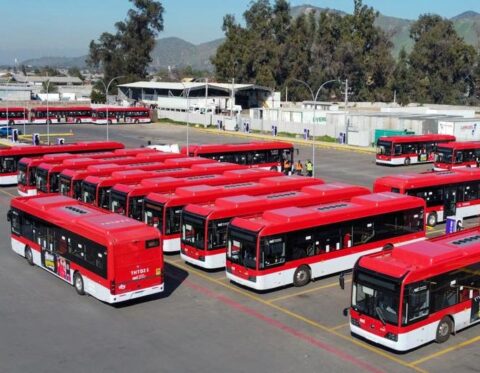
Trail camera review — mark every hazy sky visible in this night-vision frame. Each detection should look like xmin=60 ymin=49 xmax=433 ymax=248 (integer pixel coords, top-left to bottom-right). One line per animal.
xmin=1 ymin=0 xmax=480 ymax=63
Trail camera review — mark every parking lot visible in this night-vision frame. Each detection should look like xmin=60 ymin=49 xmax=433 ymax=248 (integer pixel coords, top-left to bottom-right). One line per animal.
xmin=0 ymin=122 xmax=479 ymax=373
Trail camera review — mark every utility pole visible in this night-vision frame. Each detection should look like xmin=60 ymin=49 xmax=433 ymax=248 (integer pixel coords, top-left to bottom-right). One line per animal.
xmin=344 ymin=79 xmax=348 ymax=145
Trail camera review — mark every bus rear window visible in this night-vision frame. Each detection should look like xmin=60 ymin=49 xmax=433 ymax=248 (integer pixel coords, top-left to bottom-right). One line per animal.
xmin=146 ymin=238 xmax=160 ymax=249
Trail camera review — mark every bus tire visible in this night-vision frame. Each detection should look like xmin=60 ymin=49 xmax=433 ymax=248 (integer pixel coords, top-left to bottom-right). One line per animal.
xmin=25 ymin=246 xmax=34 ymax=266
xmin=46 ymin=119 xmax=52 ymax=125
xmin=74 ymin=272 xmax=85 ymax=296
xmin=134 ymin=119 xmax=139 ymax=124
xmin=382 ymin=244 xmax=394 ymax=251
xmin=404 ymin=158 xmax=411 ymax=166
xmin=293 ymin=265 xmax=311 ymax=287
xmin=270 ymin=166 xmax=277 ymax=171
xmin=107 ymin=119 xmax=112 ymax=125
xmin=427 ymin=212 xmax=437 ymax=227
xmin=8 ymin=120 xmax=14 ymax=126
xmin=436 ymin=317 xmax=453 ymax=344
xmin=76 ymin=118 xmax=81 ymax=124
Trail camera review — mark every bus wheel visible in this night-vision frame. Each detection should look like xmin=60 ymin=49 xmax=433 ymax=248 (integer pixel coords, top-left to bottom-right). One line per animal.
xmin=436 ymin=317 xmax=453 ymax=343
xmin=25 ymin=246 xmax=34 ymax=266
xmin=46 ymin=119 xmax=52 ymax=125
xmin=134 ymin=119 xmax=139 ymax=124
xmin=293 ymin=265 xmax=311 ymax=287
xmin=107 ymin=119 xmax=112 ymax=125
xmin=8 ymin=120 xmax=14 ymax=126
xmin=76 ymin=119 xmax=81 ymax=124
xmin=427 ymin=213 xmax=437 ymax=227
xmin=74 ymin=272 xmax=85 ymax=295
xmin=404 ymin=158 xmax=411 ymax=166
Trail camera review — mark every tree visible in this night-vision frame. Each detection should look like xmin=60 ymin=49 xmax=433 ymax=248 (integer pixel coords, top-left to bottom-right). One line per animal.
xmin=87 ymin=0 xmax=164 ymax=95
xmin=408 ymin=14 xmax=476 ymax=104
xmin=68 ymin=67 xmax=84 ymax=81
xmin=390 ymin=48 xmax=411 ymax=106
xmin=41 ymin=80 xmax=58 ymax=93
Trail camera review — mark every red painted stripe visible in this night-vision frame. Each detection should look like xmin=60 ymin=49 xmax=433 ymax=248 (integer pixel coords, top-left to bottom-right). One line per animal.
xmin=183 ymin=278 xmax=385 ymax=373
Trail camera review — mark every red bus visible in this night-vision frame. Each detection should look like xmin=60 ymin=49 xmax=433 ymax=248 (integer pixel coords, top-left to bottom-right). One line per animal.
xmin=184 ymin=141 xmax=294 ymax=171
xmin=143 ymin=175 xmax=324 ymax=253
xmin=434 ymin=141 xmax=480 ymax=170
xmin=0 ymin=141 xmax=124 ymax=186
xmin=81 ymin=162 xmax=244 ymax=209
xmin=376 ymin=134 xmax=455 ymax=166
xmin=0 ymin=107 xmax=28 ymax=125
xmin=37 ymin=156 xmax=216 ymax=195
xmin=56 ymin=153 xmax=192 ymax=199
xmin=91 ymin=107 xmax=151 ymax=124
xmin=349 ymin=227 xmax=480 ymax=351
xmin=18 ymin=152 xmax=138 ymax=196
xmin=8 ymin=194 xmax=163 ymax=303
xmin=373 ymin=169 xmax=480 ymax=227
xmin=108 ymin=168 xmax=275 ymax=220
xmin=181 ymin=182 xmax=371 ymax=269
xmin=30 ymin=106 xmax=93 ymax=124
xmin=225 ymin=192 xmax=425 ymax=290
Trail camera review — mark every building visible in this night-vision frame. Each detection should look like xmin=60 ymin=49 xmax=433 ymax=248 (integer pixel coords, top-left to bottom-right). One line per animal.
xmin=117 ymin=81 xmax=274 ymax=112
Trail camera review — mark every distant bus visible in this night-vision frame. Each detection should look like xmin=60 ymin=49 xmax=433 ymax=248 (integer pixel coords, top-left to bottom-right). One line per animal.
xmin=108 ymin=166 xmax=272 ymax=220
xmin=181 ymin=183 xmax=371 ymax=269
xmin=349 ymin=227 xmax=480 ymax=351
xmin=0 ymin=141 xmax=124 ymax=186
xmin=143 ymin=175 xmax=324 ymax=253
xmin=225 ymin=193 xmax=425 ymax=290
xmin=0 ymin=107 xmax=28 ymax=125
xmin=91 ymin=107 xmax=151 ymax=124
xmin=8 ymin=194 xmax=163 ymax=303
xmin=184 ymin=141 xmax=294 ymax=170
xmin=30 ymin=106 xmax=93 ymax=124
xmin=81 ymin=162 xmax=245 ymax=210
xmin=373 ymin=169 xmax=480 ymax=227
xmin=434 ymin=141 xmax=480 ymax=170
xmin=376 ymin=134 xmax=455 ymax=166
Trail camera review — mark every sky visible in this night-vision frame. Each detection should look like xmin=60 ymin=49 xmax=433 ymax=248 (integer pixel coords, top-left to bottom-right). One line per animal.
xmin=1 ymin=0 xmax=480 ymax=64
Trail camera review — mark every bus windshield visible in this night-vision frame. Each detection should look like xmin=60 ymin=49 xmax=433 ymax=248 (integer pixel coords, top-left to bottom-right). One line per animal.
xmin=165 ymin=206 xmax=183 ymax=235
xmin=181 ymin=212 xmax=205 ymax=250
xmin=17 ymin=162 xmax=27 ymax=185
xmin=0 ymin=156 xmax=16 ymax=174
xmin=208 ymin=218 xmax=230 ymax=250
xmin=352 ymin=270 xmax=400 ymax=325
xmin=144 ymin=201 xmax=163 ymax=231
xmin=98 ymin=187 xmax=111 ymax=209
xmin=227 ymin=226 xmax=258 ymax=270
xmin=49 ymin=172 xmax=59 ymax=193
xmin=59 ymin=175 xmax=71 ymax=196
xmin=436 ymin=148 xmax=452 ymax=164
xmin=72 ymin=180 xmax=83 ymax=199
xmin=376 ymin=141 xmax=392 ymax=156
xmin=110 ymin=190 xmax=127 ymax=214
xmin=82 ymin=182 xmax=96 ymax=204
xmin=36 ymin=168 xmax=49 ymax=193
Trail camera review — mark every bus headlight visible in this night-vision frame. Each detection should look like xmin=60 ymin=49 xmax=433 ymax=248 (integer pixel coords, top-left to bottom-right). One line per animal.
xmin=350 ymin=318 xmax=360 ymax=327
xmin=385 ymin=332 xmax=398 ymax=341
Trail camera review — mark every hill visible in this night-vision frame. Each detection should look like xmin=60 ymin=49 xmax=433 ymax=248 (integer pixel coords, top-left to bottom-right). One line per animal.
xmin=20 ymin=7 xmax=480 ymax=69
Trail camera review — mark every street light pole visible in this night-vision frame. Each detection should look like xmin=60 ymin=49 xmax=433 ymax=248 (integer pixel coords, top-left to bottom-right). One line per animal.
xmin=99 ymin=75 xmax=124 ymax=141
xmin=292 ymin=79 xmax=340 ymax=178
xmin=45 ymin=76 xmax=50 ymax=144
xmin=6 ymin=76 xmax=12 ymax=140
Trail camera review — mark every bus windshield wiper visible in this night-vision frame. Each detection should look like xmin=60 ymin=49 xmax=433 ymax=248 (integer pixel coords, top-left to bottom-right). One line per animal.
xmin=375 ymin=306 xmax=386 ymax=326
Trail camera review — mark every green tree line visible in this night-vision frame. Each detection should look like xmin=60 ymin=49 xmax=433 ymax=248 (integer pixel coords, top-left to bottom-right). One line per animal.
xmin=211 ymin=0 xmax=479 ymax=105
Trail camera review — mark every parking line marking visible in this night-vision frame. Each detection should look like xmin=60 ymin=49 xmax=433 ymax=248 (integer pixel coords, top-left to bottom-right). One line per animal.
xmin=165 ymin=260 xmax=426 ymax=373
xmin=410 ymin=335 xmax=480 ymax=366
xmin=0 ymin=189 xmax=15 ymax=198
xmin=329 ymin=323 xmax=349 ymax=331
xmin=267 ymin=280 xmax=351 ymax=303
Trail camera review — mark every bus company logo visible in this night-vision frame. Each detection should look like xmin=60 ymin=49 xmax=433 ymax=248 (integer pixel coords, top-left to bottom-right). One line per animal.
xmin=118 ymin=283 xmax=126 ymax=290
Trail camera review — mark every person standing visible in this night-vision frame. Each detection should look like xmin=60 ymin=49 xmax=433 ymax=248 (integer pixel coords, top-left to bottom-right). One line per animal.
xmin=295 ymin=160 xmax=303 ymax=175
xmin=306 ymin=160 xmax=313 ymax=177
xmin=283 ymin=159 xmax=292 ymax=175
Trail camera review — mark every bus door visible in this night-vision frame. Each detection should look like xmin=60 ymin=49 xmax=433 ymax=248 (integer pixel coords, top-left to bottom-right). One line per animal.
xmin=443 ymin=185 xmax=457 ymax=217
xmin=471 ymin=291 xmax=480 ymax=322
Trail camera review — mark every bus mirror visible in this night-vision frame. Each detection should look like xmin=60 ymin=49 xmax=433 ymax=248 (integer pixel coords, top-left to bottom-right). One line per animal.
xmin=6 ymin=210 xmax=11 ymax=222
xmin=342 ymin=307 xmax=349 ymax=317
xmin=339 ymin=272 xmax=345 ymax=290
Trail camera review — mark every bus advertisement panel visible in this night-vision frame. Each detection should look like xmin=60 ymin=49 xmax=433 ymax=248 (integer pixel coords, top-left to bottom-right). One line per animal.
xmin=181 ymin=183 xmax=371 ymax=269
xmin=143 ymin=175 xmax=324 ymax=253
xmin=349 ymin=227 xmax=480 ymax=351
xmin=373 ymin=169 xmax=480 ymax=227
xmin=376 ymin=135 xmax=455 ymax=166
xmin=8 ymin=195 xmax=163 ymax=303
xmin=1 ymin=141 xmax=124 ymax=186
xmin=225 ymin=193 xmax=425 ymax=291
